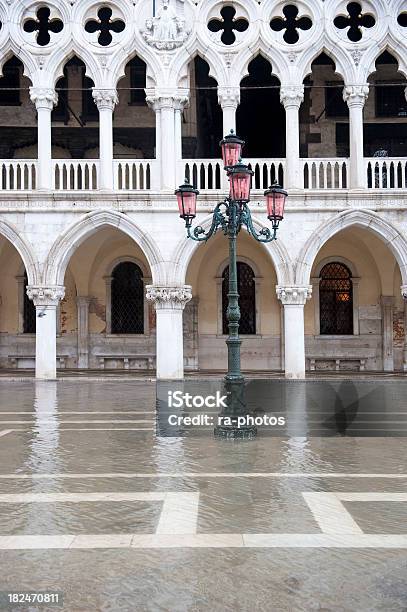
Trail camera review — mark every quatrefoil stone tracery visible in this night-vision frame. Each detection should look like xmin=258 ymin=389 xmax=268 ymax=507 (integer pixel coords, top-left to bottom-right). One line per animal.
xmin=270 ymin=5 xmax=312 ymax=44
xmin=23 ymin=6 xmax=63 ymax=46
xmin=333 ymin=2 xmax=375 ymax=42
xmin=207 ymin=6 xmax=248 ymax=46
xmin=85 ymin=7 xmax=125 ymax=46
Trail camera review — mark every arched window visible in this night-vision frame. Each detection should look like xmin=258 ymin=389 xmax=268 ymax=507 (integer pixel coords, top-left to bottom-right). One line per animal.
xmin=111 ymin=262 xmax=144 ymax=334
xmin=319 ymin=262 xmax=353 ymax=335
xmin=222 ymin=262 xmax=256 ymax=335
xmin=23 ymin=271 xmax=36 ymax=333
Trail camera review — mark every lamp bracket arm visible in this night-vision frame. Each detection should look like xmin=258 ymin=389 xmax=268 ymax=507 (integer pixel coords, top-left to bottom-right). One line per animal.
xmin=241 ymin=203 xmax=277 ymax=243
xmin=186 ymin=202 xmax=227 ymax=242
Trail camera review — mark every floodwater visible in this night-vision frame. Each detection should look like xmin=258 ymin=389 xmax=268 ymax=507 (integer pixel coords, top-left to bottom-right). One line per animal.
xmin=0 ymin=380 xmax=406 ymax=611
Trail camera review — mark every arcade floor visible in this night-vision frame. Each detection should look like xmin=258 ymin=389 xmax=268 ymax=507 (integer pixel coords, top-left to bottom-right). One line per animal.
xmin=0 ymin=380 xmax=406 ymax=611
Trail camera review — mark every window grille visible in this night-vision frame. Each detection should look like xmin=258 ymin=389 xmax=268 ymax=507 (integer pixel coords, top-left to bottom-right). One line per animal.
xmin=319 ymin=262 xmax=353 ymax=335
xmin=111 ymin=262 xmax=144 ymax=334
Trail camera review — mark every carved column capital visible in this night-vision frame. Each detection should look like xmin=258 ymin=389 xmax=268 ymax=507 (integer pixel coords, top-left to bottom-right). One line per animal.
xmin=29 ymin=87 xmax=58 ymax=110
xmin=146 ymin=89 xmax=189 ymax=112
xmin=92 ymin=89 xmax=118 ymax=111
xmin=26 ymin=285 xmax=65 ymax=307
xmin=218 ymin=87 xmax=240 ymax=109
xmin=280 ymin=85 xmax=304 ymax=109
xmin=276 ymin=285 xmax=312 ymax=306
xmin=146 ymin=285 xmax=192 ymax=310
xmin=402 ymin=285 xmax=407 ymax=300
xmin=343 ymin=85 xmax=369 ymax=107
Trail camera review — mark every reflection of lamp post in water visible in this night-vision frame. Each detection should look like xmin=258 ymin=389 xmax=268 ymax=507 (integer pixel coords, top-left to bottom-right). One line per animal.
xmin=176 ymin=131 xmax=288 ymax=439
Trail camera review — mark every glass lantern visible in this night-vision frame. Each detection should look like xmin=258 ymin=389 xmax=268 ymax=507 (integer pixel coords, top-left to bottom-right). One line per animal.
xmin=220 ymin=130 xmax=245 ymax=169
xmin=175 ymin=179 xmax=199 ymax=221
xmin=228 ymin=160 xmax=254 ymax=202
xmin=264 ymin=182 xmax=287 ymax=226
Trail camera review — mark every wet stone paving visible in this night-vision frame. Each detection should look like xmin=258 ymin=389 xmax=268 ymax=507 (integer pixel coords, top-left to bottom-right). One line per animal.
xmin=0 ymin=380 xmax=406 ymax=611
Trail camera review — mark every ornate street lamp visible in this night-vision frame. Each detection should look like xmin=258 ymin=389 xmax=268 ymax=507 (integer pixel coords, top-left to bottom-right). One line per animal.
xmin=220 ymin=130 xmax=245 ymax=169
xmin=176 ymin=137 xmax=287 ymax=439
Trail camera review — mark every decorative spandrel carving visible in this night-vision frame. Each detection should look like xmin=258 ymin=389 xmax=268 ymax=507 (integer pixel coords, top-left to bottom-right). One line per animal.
xmin=142 ymin=0 xmax=190 ymax=50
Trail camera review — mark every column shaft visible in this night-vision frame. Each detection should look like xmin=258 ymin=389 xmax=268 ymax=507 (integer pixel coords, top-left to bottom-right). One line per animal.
xmin=218 ymin=88 xmax=240 ymax=138
xmin=77 ymin=297 xmax=91 ymax=369
xmin=277 ymin=286 xmax=312 ymax=379
xmin=30 ymin=88 xmax=58 ymax=190
xmin=381 ymin=296 xmax=394 ymax=372
xmin=147 ymin=90 xmax=189 ymax=191
xmin=344 ymin=86 xmax=368 ymax=189
xmin=280 ymin=86 xmax=304 ymax=189
xmin=93 ymin=90 xmax=118 ymax=190
xmin=147 ymin=286 xmax=192 ymax=380
xmin=26 ymin=286 xmax=65 ymax=380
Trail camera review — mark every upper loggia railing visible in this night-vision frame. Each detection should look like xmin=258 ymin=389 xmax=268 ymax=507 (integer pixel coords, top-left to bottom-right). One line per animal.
xmin=365 ymin=158 xmax=407 ymax=189
xmin=0 ymin=157 xmax=406 ymax=192
xmin=180 ymin=159 xmax=286 ymax=191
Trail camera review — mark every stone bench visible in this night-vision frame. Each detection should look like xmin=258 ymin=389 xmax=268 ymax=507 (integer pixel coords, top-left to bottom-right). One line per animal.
xmin=97 ymin=354 xmax=155 ymax=370
xmin=8 ymin=355 xmax=69 ymax=368
xmin=308 ymin=356 xmax=368 ymax=372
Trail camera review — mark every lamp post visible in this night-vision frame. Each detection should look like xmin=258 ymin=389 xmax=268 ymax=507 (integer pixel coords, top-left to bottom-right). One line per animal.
xmin=176 ymin=131 xmax=287 ymax=438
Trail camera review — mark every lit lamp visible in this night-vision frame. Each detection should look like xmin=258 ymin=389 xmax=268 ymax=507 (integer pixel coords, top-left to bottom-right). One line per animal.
xmin=175 ymin=179 xmax=199 ymax=224
xmin=228 ymin=159 xmax=254 ymax=203
xmin=220 ymin=130 xmax=245 ymax=169
xmin=264 ymin=181 xmax=287 ymax=228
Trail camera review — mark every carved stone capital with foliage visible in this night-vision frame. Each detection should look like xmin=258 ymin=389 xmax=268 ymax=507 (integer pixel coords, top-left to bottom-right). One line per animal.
xmin=343 ymin=85 xmax=369 ymax=107
xmin=280 ymin=85 xmax=304 ymax=109
xmin=92 ymin=89 xmax=118 ymax=111
xmin=29 ymin=87 xmax=58 ymax=110
xmin=276 ymin=285 xmax=312 ymax=306
xmin=26 ymin=285 xmax=65 ymax=307
xmin=146 ymin=285 xmax=192 ymax=310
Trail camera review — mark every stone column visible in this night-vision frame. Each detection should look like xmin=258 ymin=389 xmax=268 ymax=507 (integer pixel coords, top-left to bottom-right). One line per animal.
xmin=381 ymin=295 xmax=395 ymax=372
xmin=402 ymin=285 xmax=407 ymax=371
xmin=92 ymin=89 xmax=118 ymax=190
xmin=104 ymin=276 xmax=113 ymax=334
xmin=16 ymin=275 xmax=26 ymax=333
xmin=146 ymin=285 xmax=192 ymax=379
xmin=26 ymin=285 xmax=65 ymax=380
xmin=30 ymin=87 xmax=58 ymax=190
xmin=146 ymin=90 xmax=189 ymax=190
xmin=343 ymin=85 xmax=369 ymax=189
xmin=277 ymin=286 xmax=312 ymax=379
xmin=280 ymin=85 xmax=304 ymax=189
xmin=218 ymin=87 xmax=240 ymax=136
xmin=76 ymin=296 xmax=91 ymax=369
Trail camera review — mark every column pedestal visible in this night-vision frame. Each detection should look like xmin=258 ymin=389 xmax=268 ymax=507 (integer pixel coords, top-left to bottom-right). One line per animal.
xmin=30 ymin=88 xmax=58 ymax=190
xmin=277 ymin=286 xmax=312 ymax=379
xmin=146 ymin=286 xmax=192 ymax=379
xmin=343 ymin=85 xmax=369 ymax=190
xmin=26 ymin=286 xmax=65 ymax=379
xmin=280 ymin=86 xmax=304 ymax=189
xmin=93 ymin=89 xmax=118 ymax=190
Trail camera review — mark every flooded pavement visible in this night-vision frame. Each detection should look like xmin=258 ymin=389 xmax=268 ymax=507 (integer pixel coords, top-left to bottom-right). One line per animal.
xmin=0 ymin=380 xmax=406 ymax=611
